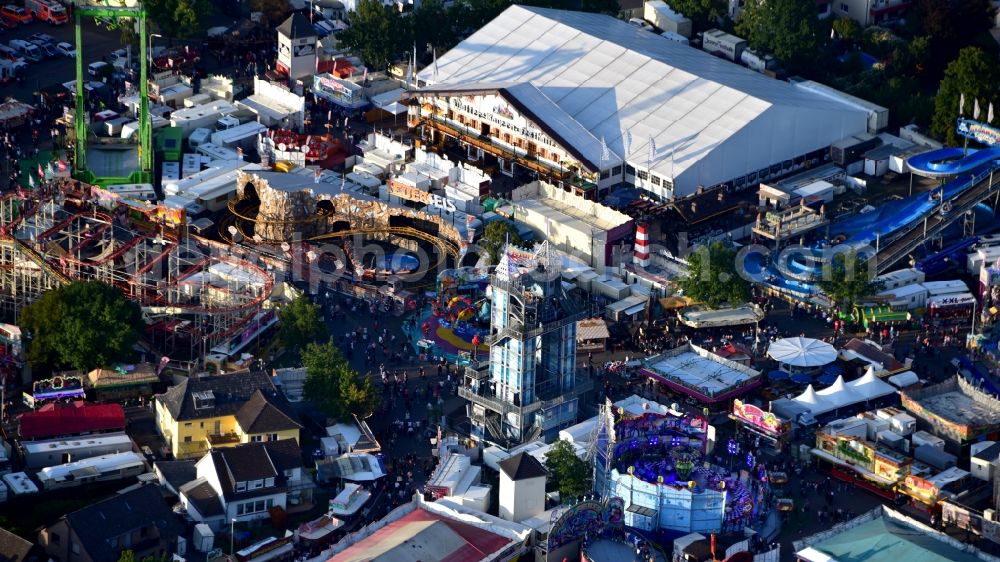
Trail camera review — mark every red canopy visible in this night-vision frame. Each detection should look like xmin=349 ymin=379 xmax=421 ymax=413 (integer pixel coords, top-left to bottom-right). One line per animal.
xmin=19 ymin=401 xmax=125 ymax=440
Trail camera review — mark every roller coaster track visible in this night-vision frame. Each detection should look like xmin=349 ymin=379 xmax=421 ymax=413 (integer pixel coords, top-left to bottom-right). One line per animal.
xmin=10 ymin=237 xmax=70 ymax=284
xmin=224 ymin=199 xmax=462 ymax=258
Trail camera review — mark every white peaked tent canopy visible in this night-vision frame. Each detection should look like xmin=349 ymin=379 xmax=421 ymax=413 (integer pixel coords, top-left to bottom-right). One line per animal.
xmin=767 ymin=337 xmax=837 ymax=368
xmin=796 ymin=384 xmax=822 ymax=405
xmin=792 ymin=371 xmax=897 ymax=416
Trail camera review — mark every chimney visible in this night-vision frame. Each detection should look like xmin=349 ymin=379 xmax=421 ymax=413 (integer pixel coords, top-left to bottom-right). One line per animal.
xmin=717 ymin=191 xmax=724 ymax=202
xmin=690 ymin=202 xmax=697 ymax=214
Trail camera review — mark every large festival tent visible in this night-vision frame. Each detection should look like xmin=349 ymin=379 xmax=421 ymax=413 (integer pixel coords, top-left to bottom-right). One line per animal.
xmin=789 ymin=367 xmax=896 ymax=416
xmin=767 ymin=337 xmax=837 ymax=372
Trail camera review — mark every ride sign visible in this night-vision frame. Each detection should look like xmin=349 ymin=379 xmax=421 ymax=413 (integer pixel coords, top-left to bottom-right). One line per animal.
xmin=957 ymin=119 xmax=1000 ymax=147
xmin=732 ymin=399 xmax=785 ymax=436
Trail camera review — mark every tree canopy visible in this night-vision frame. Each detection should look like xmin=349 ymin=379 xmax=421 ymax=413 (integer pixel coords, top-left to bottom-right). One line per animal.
xmin=251 ymin=0 xmax=291 ymax=27
xmin=21 ymin=281 xmax=143 ymax=372
xmin=142 ymin=0 xmax=213 ymax=38
xmin=816 ymin=253 xmax=884 ymax=311
xmin=931 ymin=47 xmax=1000 ymax=145
xmin=735 ymin=0 xmax=827 ymax=74
xmin=665 ymin=0 xmax=726 ymax=33
xmin=544 ymin=439 xmax=591 ymax=500
xmin=302 ymin=341 xmax=379 ymax=422
xmin=278 ymin=295 xmax=326 ymax=351
xmin=339 ymin=0 xmax=406 ymax=71
xmin=479 ymin=220 xmax=523 ymax=265
xmin=678 ymin=242 xmax=750 ymax=309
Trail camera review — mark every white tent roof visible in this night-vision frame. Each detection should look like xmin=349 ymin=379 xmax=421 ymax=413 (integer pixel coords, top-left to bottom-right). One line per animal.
xmin=767 ymin=337 xmax=837 ymax=367
xmin=796 ymin=384 xmax=821 ymax=405
xmin=417 ymin=5 xmax=868 ymax=196
xmin=888 ymin=371 xmax=919 ymax=389
xmin=792 ymin=372 xmax=896 ymax=416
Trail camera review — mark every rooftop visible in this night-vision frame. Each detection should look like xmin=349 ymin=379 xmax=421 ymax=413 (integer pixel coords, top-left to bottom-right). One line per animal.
xmin=903 ymin=376 xmax=1000 ymax=431
xmin=418 ymin=5 xmax=867 ymax=192
xmin=498 ymin=451 xmax=547 ymax=481
xmin=58 ymin=484 xmax=184 ymax=562
xmin=86 ymin=363 xmax=160 ymax=389
xmin=326 ymin=504 xmax=516 ymax=562
xmin=795 ymin=506 xmax=998 ymax=562
xmin=643 ymin=342 xmax=762 ymax=402
xmin=19 ymin=401 xmax=125 ymax=440
xmin=234 ymin=389 xmax=302 ymax=434
xmin=156 ymin=371 xmax=280 ymax=422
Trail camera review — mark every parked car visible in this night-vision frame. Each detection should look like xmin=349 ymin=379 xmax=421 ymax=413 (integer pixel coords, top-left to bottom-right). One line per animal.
xmin=0 ymin=5 xmax=31 ymax=25
xmin=30 ymin=40 xmax=56 ymax=58
xmin=29 ymin=32 xmax=55 ymax=45
xmin=55 ymin=41 xmax=74 ymax=57
xmin=8 ymin=39 xmax=42 ymax=62
xmin=87 ymin=60 xmax=111 ymax=78
xmin=0 ymin=13 xmax=17 ymax=29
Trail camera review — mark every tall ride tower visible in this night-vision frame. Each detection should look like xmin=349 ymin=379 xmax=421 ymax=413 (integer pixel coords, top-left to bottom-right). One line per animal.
xmin=73 ymin=0 xmax=151 ymax=186
xmin=460 ymin=243 xmax=591 ymax=445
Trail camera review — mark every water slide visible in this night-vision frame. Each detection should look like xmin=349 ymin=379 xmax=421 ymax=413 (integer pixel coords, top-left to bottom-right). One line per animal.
xmin=750 ymin=147 xmax=1000 ymax=297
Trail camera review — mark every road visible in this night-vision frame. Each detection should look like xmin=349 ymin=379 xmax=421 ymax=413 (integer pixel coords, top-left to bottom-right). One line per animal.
xmin=1 ymin=18 xmax=127 ymax=103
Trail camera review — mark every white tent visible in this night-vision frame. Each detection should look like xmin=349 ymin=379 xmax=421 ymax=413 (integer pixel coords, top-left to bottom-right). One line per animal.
xmin=796 ymin=384 xmax=823 ymax=406
xmin=792 ymin=372 xmax=897 ymax=416
xmin=767 ymin=337 xmax=837 ymax=368
xmin=888 ymin=371 xmax=919 ymax=389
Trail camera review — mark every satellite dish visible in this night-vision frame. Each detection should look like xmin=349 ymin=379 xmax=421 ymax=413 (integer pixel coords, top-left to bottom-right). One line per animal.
xmin=281 ymin=242 xmax=291 ymax=252
xmin=278 ymin=142 xmax=287 ymax=151
xmin=301 ymin=144 xmax=310 ymax=153
xmin=227 ymin=225 xmax=237 ymax=236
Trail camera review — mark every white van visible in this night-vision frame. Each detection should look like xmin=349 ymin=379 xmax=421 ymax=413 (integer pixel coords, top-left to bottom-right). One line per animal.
xmin=8 ymin=40 xmax=41 ymax=62
xmin=87 ymin=61 xmax=111 ymax=77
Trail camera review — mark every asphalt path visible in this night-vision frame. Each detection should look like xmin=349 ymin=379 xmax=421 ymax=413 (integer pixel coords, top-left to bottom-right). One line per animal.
xmin=2 ymin=18 xmax=125 ymax=103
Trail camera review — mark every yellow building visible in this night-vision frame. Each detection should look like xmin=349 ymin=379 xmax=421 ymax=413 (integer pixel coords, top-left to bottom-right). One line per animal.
xmin=155 ymin=371 xmax=301 ymax=459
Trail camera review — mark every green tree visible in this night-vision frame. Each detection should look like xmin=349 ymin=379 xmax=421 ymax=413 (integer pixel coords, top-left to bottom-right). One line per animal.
xmin=678 ymin=242 xmax=750 ymax=309
xmin=665 ymin=0 xmax=726 ymax=32
xmin=21 ymin=281 xmax=142 ymax=372
xmin=302 ymin=341 xmax=379 ymax=421
xmin=143 ymin=0 xmax=213 ymax=38
xmin=931 ymin=47 xmax=1000 ymax=145
xmin=735 ymin=0 xmax=826 ymax=74
xmin=816 ymin=253 xmax=884 ymax=311
xmin=409 ymin=0 xmax=457 ymax=56
xmin=252 ymin=0 xmax=290 ymax=27
xmin=278 ymin=295 xmax=326 ymax=351
xmin=831 ymin=17 xmax=861 ymax=44
xmin=340 ymin=0 xmax=405 ymax=71
xmin=915 ymin=0 xmax=995 ymax=49
xmin=479 ymin=220 xmax=523 ymax=265
xmin=544 ymin=439 xmax=591 ymax=500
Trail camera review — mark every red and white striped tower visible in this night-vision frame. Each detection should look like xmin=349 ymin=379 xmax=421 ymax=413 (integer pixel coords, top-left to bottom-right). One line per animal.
xmin=633 ymin=223 xmax=651 ymax=267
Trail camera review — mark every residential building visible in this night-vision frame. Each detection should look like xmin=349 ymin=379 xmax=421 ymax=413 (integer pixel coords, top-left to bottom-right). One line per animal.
xmin=831 ymin=0 xmax=912 ymax=27
xmin=38 ymin=484 xmax=184 ymax=562
xmin=155 ymin=371 xmax=301 ymax=459
xmin=178 ymin=439 xmax=305 ymax=530
xmin=461 ymin=243 xmax=590 ymax=445
xmin=0 ymin=526 xmax=35 ymax=562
